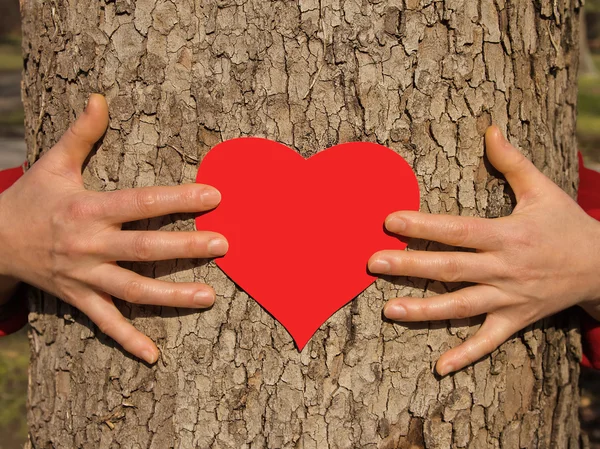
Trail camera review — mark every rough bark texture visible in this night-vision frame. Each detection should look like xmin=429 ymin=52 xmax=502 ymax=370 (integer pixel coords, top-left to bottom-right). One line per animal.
xmin=21 ymin=1 xmax=583 ymax=448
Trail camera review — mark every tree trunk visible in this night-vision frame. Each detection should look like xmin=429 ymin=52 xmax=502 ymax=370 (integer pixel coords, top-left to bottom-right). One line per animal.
xmin=21 ymin=1 xmax=584 ymax=448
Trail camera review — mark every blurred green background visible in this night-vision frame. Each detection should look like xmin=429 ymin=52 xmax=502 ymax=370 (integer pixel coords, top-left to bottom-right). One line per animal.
xmin=1 ymin=0 xmax=600 ymax=448
xmin=0 ymin=1 xmax=29 ymax=447
xmin=579 ymin=2 xmax=600 ymax=174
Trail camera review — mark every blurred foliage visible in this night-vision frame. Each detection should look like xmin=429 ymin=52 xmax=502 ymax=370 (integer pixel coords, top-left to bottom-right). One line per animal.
xmin=0 ymin=35 xmax=24 ymax=139
xmin=0 ymin=328 xmax=28 ymax=447
xmin=582 ymin=366 xmax=600 ymax=448
xmin=587 ymin=0 xmax=600 ymax=12
xmin=0 ymin=1 xmax=20 ymax=39
xmin=0 ymin=3 xmax=28 ymax=445
xmin=0 ymin=40 xmax=23 ymax=72
xmin=578 ymin=55 xmax=600 ymax=165
xmin=0 ymin=109 xmax=24 ymax=128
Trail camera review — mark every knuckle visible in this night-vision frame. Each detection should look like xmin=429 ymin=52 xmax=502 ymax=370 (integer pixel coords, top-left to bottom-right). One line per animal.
xmin=449 ymin=221 xmax=472 ymax=247
xmin=67 ymin=124 xmax=82 ymax=142
xmin=50 ymin=236 xmax=69 ymax=258
xmin=513 ymin=230 xmax=531 ymax=249
xmin=132 ymin=234 xmax=155 ymax=261
xmin=463 ymin=337 xmax=496 ymax=366
xmin=181 ymin=186 xmax=199 ymax=205
xmin=515 ymin=268 xmax=536 ymax=284
xmin=131 ymin=191 xmax=157 ymax=217
xmin=418 ymin=301 xmax=432 ymax=319
xmin=96 ymin=318 xmax=116 ymax=337
xmin=451 ymin=294 xmax=473 ymax=319
xmin=66 ymin=197 xmax=103 ymax=222
xmin=84 ymin=237 xmax=105 ymax=256
xmin=187 ymin=235 xmax=206 ymax=255
xmin=491 ymin=254 xmax=513 ymax=280
xmin=463 ymin=349 xmax=480 ymax=367
xmin=122 ymin=280 xmax=145 ymax=303
xmin=50 ymin=233 xmax=90 ymax=259
xmin=485 ymin=231 xmax=504 ymax=250
xmin=507 ymin=221 xmax=535 ymax=249
xmin=481 ymin=335 xmax=499 ymax=356
xmin=440 ymin=255 xmax=462 ymax=283
xmin=420 ymin=300 xmax=438 ymax=321
xmin=56 ymin=239 xmax=83 ymax=258
xmin=511 ymin=152 xmax=530 ymax=172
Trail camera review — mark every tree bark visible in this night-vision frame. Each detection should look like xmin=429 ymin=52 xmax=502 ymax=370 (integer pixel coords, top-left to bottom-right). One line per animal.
xmin=21 ymin=1 xmax=584 ymax=448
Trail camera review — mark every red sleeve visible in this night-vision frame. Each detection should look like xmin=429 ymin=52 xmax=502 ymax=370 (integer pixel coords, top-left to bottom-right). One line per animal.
xmin=578 ymin=153 xmax=600 ymax=369
xmin=0 ymin=164 xmax=27 ymax=337
xmin=0 ymin=284 xmax=28 ymax=337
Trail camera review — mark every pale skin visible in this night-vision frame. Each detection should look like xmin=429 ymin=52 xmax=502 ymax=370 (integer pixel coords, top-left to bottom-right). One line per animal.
xmin=369 ymin=126 xmax=600 ymax=376
xmin=1 ymin=97 xmax=599 ymax=375
xmin=0 ymin=94 xmax=229 ymax=364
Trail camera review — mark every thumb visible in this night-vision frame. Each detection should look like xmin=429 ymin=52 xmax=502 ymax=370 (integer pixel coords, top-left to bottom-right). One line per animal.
xmin=48 ymin=94 xmax=109 ymax=173
xmin=485 ymin=125 xmax=545 ymax=201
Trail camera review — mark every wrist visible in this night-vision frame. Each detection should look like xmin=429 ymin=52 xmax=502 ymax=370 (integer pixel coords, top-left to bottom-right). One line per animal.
xmin=0 ymin=194 xmax=20 ymax=305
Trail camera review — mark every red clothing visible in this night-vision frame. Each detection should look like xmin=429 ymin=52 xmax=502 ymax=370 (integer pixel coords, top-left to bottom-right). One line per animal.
xmin=0 ymin=164 xmax=28 ymax=336
xmin=0 ymin=157 xmax=600 ymax=365
xmin=578 ymin=154 xmax=600 ymax=369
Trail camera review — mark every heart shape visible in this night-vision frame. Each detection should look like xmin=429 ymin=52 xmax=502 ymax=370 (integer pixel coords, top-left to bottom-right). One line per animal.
xmin=195 ymin=138 xmax=420 ymax=350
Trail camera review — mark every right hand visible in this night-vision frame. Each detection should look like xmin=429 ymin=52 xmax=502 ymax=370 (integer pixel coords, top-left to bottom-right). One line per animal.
xmin=368 ymin=126 xmax=600 ymax=376
xmin=0 ymin=94 xmax=228 ymax=364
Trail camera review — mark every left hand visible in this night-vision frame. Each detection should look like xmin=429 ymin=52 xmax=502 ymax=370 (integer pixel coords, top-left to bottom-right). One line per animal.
xmin=0 ymin=94 xmax=229 ymax=364
xmin=368 ymin=126 xmax=600 ymax=376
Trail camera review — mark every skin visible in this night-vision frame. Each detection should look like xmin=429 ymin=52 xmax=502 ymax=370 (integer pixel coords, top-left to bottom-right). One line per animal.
xmin=1 ymin=98 xmax=598 ymax=373
xmin=369 ymin=126 xmax=600 ymax=376
xmin=0 ymin=94 xmax=229 ymax=364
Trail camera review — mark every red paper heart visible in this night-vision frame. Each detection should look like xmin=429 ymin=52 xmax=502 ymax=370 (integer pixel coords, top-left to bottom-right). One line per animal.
xmin=195 ymin=138 xmax=420 ymax=350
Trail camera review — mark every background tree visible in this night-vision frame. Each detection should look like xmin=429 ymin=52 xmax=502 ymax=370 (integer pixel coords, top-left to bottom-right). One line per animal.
xmin=20 ymin=1 xmax=583 ymax=447
xmin=581 ymin=9 xmax=598 ymax=76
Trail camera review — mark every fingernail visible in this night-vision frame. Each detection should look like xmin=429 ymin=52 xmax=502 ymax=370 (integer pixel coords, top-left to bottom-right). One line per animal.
xmin=207 ymin=237 xmax=228 ymax=256
xmin=200 ymin=187 xmax=221 ymax=208
xmin=369 ymin=258 xmax=391 ymax=274
xmin=386 ymin=215 xmax=406 ymax=233
xmin=498 ymin=127 xmax=506 ymax=141
xmin=437 ymin=362 xmax=454 ymax=376
xmin=496 ymin=127 xmax=508 ymax=145
xmin=141 ymin=348 xmax=158 ymax=364
xmin=193 ymin=290 xmax=214 ymax=306
xmin=384 ymin=303 xmax=407 ymax=320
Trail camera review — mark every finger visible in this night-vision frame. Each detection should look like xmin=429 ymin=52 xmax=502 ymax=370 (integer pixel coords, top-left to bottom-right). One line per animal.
xmin=485 ymin=125 xmax=547 ymax=201
xmin=369 ymin=250 xmax=499 ymax=283
xmin=383 ymin=285 xmax=503 ymax=322
xmin=385 ymin=210 xmax=502 ymax=250
xmin=91 ymin=264 xmax=216 ymax=308
xmin=435 ymin=315 xmax=515 ymax=376
xmin=100 ymin=230 xmax=228 ymax=261
xmin=99 ymin=184 xmax=221 ymax=223
xmin=50 ymin=94 xmax=109 ymax=172
xmin=76 ymin=290 xmax=159 ymax=364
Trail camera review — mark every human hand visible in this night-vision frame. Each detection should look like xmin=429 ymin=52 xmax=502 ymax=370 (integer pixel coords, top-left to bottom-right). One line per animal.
xmin=0 ymin=94 xmax=228 ymax=363
xmin=368 ymin=126 xmax=600 ymax=376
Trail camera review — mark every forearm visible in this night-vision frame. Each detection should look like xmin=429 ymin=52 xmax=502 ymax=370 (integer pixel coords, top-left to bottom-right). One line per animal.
xmin=0 ymin=168 xmax=24 ymax=307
